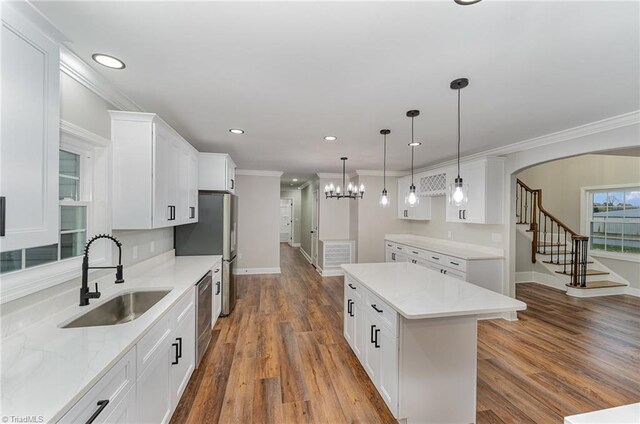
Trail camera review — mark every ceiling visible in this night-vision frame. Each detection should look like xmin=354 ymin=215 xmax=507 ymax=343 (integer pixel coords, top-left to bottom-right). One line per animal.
xmin=33 ymin=1 xmax=640 ymax=188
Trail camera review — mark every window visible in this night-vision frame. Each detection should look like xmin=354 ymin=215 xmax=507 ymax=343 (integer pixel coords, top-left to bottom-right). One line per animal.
xmin=586 ymin=187 xmax=640 ymax=258
xmin=0 ymin=149 xmax=89 ymax=274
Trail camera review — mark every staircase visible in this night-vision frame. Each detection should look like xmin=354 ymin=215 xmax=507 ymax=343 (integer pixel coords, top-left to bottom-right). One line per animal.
xmin=516 ymin=179 xmax=628 ymax=297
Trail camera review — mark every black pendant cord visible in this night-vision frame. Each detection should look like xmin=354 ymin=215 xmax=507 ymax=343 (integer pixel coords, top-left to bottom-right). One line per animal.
xmin=342 ymin=158 xmax=346 ymax=193
xmin=411 ymin=116 xmax=415 ymax=186
xmin=383 ymin=134 xmax=387 ymax=191
xmin=457 ymin=87 xmax=461 ymax=178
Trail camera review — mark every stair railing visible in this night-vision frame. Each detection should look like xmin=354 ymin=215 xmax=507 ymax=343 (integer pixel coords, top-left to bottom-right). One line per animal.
xmin=516 ymin=179 xmax=588 ymax=287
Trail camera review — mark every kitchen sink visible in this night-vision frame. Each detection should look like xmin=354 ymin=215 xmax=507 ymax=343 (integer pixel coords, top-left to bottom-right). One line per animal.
xmin=61 ymin=289 xmax=172 ymax=328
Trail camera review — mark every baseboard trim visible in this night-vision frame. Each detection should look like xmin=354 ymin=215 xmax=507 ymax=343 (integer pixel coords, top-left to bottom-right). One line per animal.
xmin=626 ymin=286 xmax=640 ymax=297
xmin=321 ymin=268 xmax=344 ymax=277
xmin=289 ymin=242 xmax=301 ymax=248
xmin=477 ymin=311 xmax=516 ymax=322
xmin=515 ymin=271 xmax=566 ymax=291
xmin=300 ymin=248 xmax=312 ymax=264
xmin=235 ymin=267 xmax=281 ymax=275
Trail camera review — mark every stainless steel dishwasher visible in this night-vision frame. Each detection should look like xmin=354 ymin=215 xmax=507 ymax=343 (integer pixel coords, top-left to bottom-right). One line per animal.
xmin=195 ymin=271 xmax=213 ymax=368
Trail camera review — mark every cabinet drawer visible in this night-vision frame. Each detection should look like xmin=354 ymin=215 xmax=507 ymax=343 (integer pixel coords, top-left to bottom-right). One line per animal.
xmin=60 ymin=347 xmax=136 ymax=424
xmin=365 ymin=291 xmax=398 ymax=336
xmin=425 ymin=250 xmax=445 ymax=266
xmin=444 ymin=256 xmax=467 ymax=273
xmin=345 ymin=275 xmax=363 ymax=300
xmin=137 ymin=314 xmax=171 ymax=376
xmin=171 ymin=287 xmax=195 ymax=327
xmin=385 ymin=241 xmax=394 ymax=249
xmin=394 ymin=244 xmax=406 ymax=252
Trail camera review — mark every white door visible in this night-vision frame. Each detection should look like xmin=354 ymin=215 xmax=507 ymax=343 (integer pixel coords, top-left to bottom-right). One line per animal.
xmin=311 ymin=190 xmax=319 ymax=267
xmin=363 ymin=313 xmax=380 ymax=382
xmin=280 ymin=199 xmax=292 ymax=243
xmin=1 ymin=7 xmax=60 ymax=251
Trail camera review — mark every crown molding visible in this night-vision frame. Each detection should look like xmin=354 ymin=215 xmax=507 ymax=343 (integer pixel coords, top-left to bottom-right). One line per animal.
xmin=60 ymin=46 xmax=144 ymax=112
xmin=413 ymin=110 xmax=640 ymax=174
xmin=316 ymin=173 xmax=344 ymax=179
xmin=355 ymin=170 xmax=407 ymax=177
xmin=6 ymin=1 xmax=68 ymax=44
xmin=60 ymin=120 xmax=110 ymax=147
xmin=235 ymin=169 xmax=284 ymax=177
xmin=298 ymin=177 xmax=318 ymax=190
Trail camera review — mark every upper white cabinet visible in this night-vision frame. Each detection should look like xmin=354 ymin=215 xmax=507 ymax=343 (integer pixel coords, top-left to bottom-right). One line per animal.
xmin=1 ymin=5 xmax=60 ymax=251
xmin=110 ymin=111 xmax=199 ymax=229
xmin=397 ymin=176 xmax=431 ymax=221
xmin=446 ymin=157 xmax=505 ymax=224
xmin=199 ymin=153 xmax=236 ymax=193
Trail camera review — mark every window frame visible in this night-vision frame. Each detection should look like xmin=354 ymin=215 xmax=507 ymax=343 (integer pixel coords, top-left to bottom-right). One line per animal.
xmin=581 ymin=183 xmax=640 ymax=263
xmin=0 ymin=122 xmax=112 ymax=303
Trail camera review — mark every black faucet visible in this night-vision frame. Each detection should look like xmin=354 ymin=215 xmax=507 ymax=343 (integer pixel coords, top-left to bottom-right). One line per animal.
xmin=80 ymin=234 xmax=125 ymax=306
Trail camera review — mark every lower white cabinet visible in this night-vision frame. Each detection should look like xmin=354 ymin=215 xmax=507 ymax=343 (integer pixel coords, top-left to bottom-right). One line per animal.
xmin=212 ymin=260 xmax=222 ymax=327
xmin=59 ymin=348 xmax=136 ymax=424
xmin=344 ymin=276 xmax=399 ymax=417
xmin=137 ymin=343 xmax=172 ymax=424
xmin=170 ymin=302 xmax=196 ymax=407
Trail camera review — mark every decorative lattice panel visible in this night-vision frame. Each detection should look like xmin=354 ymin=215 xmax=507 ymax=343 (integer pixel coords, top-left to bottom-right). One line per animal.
xmin=419 ymin=173 xmax=447 ymax=196
xmin=323 ymin=241 xmax=353 ymax=268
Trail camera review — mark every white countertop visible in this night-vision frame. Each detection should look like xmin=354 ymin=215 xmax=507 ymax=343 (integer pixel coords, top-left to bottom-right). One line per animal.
xmin=0 ymin=254 xmax=221 ymax=423
xmin=385 ymin=234 xmax=504 ymax=260
xmin=342 ymin=262 xmax=526 ymax=319
xmin=564 ymin=403 xmax=639 ymax=424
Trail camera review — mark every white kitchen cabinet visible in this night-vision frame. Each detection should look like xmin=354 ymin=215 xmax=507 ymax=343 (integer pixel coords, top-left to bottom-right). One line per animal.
xmin=110 ymin=111 xmax=199 ymax=230
xmin=344 ymin=280 xmax=364 ymax=360
xmin=170 ymin=302 xmax=195 ymax=408
xmin=187 ymin=150 xmax=199 ymax=222
xmin=199 ymin=153 xmax=236 ymax=193
xmin=137 ymin=342 xmax=172 ymax=424
xmin=397 ymin=176 xmax=431 ymax=221
xmin=212 ymin=260 xmax=222 ymax=327
xmin=0 ymin=5 xmax=60 ymax=252
xmin=446 ymin=157 xmax=505 ymax=224
xmin=60 ymin=347 xmax=137 ymax=424
xmin=378 ymin=324 xmax=399 ymax=412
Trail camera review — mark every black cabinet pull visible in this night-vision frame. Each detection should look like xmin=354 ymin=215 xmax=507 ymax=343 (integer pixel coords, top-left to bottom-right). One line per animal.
xmin=85 ymin=399 xmax=109 ymax=424
xmin=370 ymin=324 xmax=376 ymax=344
xmin=230 ymin=178 xmax=235 ymax=190
xmin=431 ymin=256 xmax=440 ymax=260
xmin=391 ymin=253 xmax=396 ymax=261
xmin=177 ymin=337 xmax=183 ymax=358
xmin=412 ymin=250 xmax=419 ymax=255
xmin=0 ymin=196 xmax=5 ymax=237
xmin=216 ymin=281 xmax=221 ymax=295
xmin=371 ymin=304 xmax=383 ymax=313
xmin=172 ymin=342 xmax=179 ymax=365
xmin=443 ymin=270 xmax=448 ymax=275
xmin=189 ymin=206 xmax=195 ymax=219
xmin=348 ymin=283 xmax=356 ymax=290
xmin=374 ymin=328 xmax=380 ymax=348
xmin=450 ymin=261 xmax=460 ymax=266
xmin=440 ymin=269 xmax=444 ymax=273
xmin=347 ymin=299 xmax=351 ymax=316
xmin=458 ymin=210 xmax=462 ymax=220
xmin=463 ymin=210 xmax=466 ymax=220
xmin=396 ymin=246 xmax=402 ymax=250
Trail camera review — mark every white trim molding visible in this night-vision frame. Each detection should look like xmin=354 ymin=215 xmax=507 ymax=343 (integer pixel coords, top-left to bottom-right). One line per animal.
xmin=626 ymin=286 xmax=640 ymax=298
xmin=321 ymin=268 xmax=344 ymax=277
xmin=235 ymin=267 xmax=282 ymax=275
xmin=60 ymin=120 xmax=110 ymax=147
xmin=235 ymin=169 xmax=284 ymax=177
xmin=316 ymin=173 xmax=344 ymax=179
xmin=60 ymin=47 xmax=143 ymax=112
xmin=515 ymin=271 xmax=566 ymax=291
xmin=300 ymin=248 xmax=312 ymax=264
xmin=355 ymin=170 xmax=407 ymax=177
xmin=289 ymin=242 xmax=301 ymax=248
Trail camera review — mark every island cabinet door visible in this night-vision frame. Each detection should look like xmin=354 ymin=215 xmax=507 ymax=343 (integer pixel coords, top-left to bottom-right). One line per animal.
xmin=363 ymin=313 xmax=381 ymax=382
xmin=378 ymin=327 xmax=399 ymax=416
xmin=344 ymin=295 xmax=355 ymax=348
xmin=353 ymin=299 xmax=365 ymax=359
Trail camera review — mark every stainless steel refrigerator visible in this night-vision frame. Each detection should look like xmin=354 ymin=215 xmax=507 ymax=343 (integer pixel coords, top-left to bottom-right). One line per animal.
xmin=175 ymin=192 xmax=237 ymax=316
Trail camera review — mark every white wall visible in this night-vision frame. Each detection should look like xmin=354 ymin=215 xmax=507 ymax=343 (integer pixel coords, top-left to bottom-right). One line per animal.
xmin=236 ymin=174 xmax=282 ymax=271
xmin=318 ymin=177 xmax=350 ymax=240
xmin=280 ymin=189 xmax=302 ymax=245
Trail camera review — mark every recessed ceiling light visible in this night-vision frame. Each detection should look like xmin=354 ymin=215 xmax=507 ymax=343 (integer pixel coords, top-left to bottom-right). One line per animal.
xmin=408 ymin=142 xmax=422 ymax=147
xmin=92 ymin=53 xmax=125 ymax=69
xmin=454 ymin=0 xmax=482 ymax=5
xmin=292 ymin=178 xmax=298 ymax=182
xmin=324 ymin=136 xmax=337 ymax=142
xmin=229 ymin=129 xmax=244 ymax=134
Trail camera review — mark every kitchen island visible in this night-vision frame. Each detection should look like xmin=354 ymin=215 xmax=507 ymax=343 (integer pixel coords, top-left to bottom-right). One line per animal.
xmin=341 ymin=262 xmax=526 ymax=424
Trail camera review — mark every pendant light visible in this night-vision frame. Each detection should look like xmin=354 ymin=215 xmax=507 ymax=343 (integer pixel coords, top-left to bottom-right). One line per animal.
xmin=324 ymin=157 xmax=365 ymax=199
xmin=379 ymin=129 xmax=391 ymax=207
xmin=404 ymin=110 xmax=421 ymax=208
xmin=449 ymin=78 xmax=469 ymax=207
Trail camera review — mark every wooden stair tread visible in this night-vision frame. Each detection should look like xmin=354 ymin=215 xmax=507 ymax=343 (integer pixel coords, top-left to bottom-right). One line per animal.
xmin=543 ymin=260 xmax=593 ymax=265
xmin=565 ymin=281 xmax=627 ymax=289
xmin=556 ymin=269 xmax=609 ymax=276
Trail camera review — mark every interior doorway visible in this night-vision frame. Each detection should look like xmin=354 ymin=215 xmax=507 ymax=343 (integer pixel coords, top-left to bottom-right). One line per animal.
xmin=311 ymin=189 xmax=319 ymax=268
xmin=280 ymin=198 xmax=293 ymax=244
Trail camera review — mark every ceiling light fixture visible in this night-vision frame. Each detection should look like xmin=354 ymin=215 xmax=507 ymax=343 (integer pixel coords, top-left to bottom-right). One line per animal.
xmin=91 ymin=53 xmax=126 ymax=69
xmin=454 ymin=0 xmax=482 ymax=5
xmin=324 ymin=136 xmax=337 ymax=142
xmin=405 ymin=110 xmax=421 ymax=208
xmin=379 ymin=129 xmax=391 ymax=208
xmin=449 ymin=78 xmax=469 ymax=207
xmin=324 ymin=157 xmax=364 ymax=200
xmin=229 ymin=129 xmax=244 ymax=134
xmin=292 ymin=178 xmax=298 ymax=182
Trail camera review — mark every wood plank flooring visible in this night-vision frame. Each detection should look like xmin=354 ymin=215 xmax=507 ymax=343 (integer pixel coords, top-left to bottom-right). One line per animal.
xmin=172 ymin=244 xmax=640 ymax=423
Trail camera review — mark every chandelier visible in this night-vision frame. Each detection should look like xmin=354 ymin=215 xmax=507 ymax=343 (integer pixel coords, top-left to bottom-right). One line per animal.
xmin=324 ymin=157 xmax=364 ymax=199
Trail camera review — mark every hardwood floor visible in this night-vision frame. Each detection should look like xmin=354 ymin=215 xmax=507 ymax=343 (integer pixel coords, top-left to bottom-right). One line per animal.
xmin=172 ymin=244 xmax=640 ymax=423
